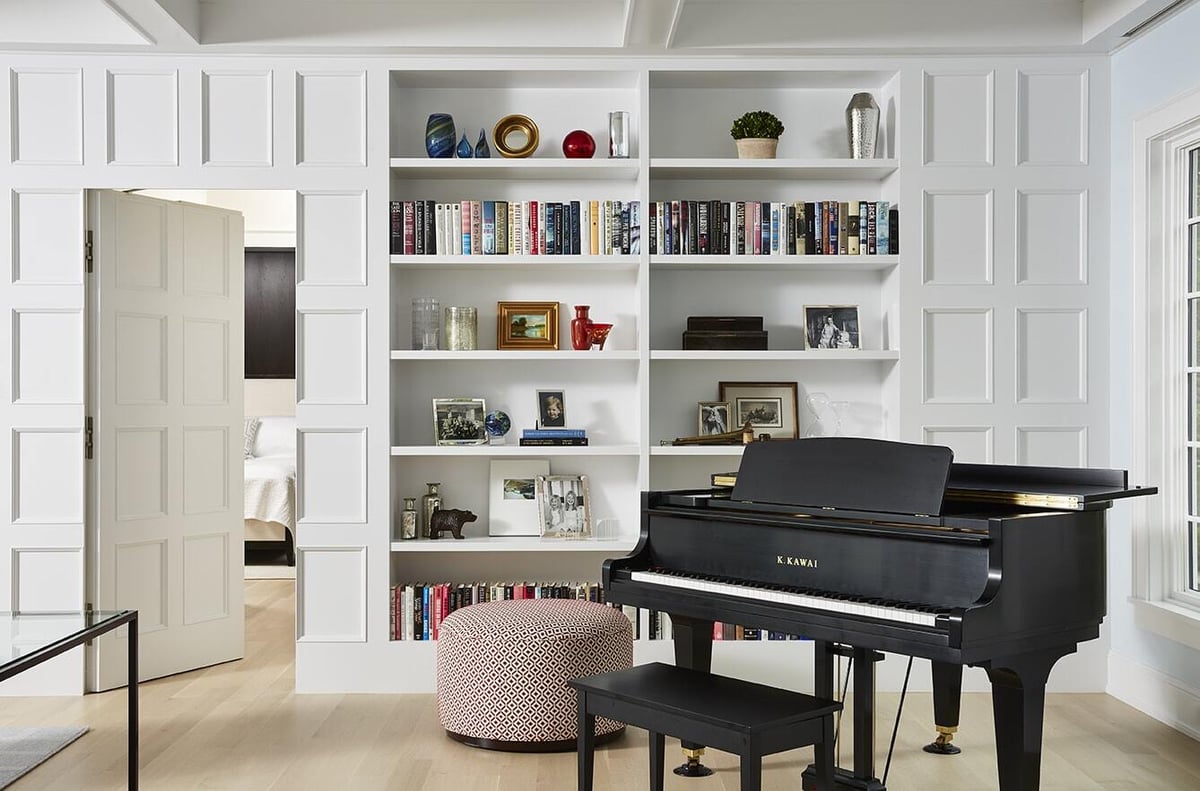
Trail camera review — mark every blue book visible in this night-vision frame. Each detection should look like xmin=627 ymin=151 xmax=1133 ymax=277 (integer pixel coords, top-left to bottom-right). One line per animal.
xmin=522 ymin=428 xmax=586 ymax=438
xmin=876 ymin=201 xmax=890 ymax=256
xmin=482 ymin=201 xmax=495 ymax=255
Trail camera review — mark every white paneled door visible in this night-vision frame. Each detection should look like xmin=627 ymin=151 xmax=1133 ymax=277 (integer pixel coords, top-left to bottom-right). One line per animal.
xmin=87 ymin=191 xmax=245 ymax=691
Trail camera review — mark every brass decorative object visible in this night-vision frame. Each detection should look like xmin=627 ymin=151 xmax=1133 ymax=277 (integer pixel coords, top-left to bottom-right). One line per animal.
xmin=668 ymin=421 xmax=758 ymax=446
xmin=493 ymin=114 xmax=540 ymax=158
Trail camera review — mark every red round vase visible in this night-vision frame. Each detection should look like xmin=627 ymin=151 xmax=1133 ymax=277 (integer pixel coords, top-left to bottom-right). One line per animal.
xmin=562 ymin=130 xmax=596 ymax=159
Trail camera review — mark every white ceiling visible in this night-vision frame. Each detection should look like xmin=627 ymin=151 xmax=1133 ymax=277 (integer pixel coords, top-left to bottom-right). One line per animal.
xmin=0 ymin=0 xmax=1191 ymax=54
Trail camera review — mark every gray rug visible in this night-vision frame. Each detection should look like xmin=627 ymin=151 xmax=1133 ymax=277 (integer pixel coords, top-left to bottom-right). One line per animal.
xmin=0 ymin=726 xmax=88 ymax=789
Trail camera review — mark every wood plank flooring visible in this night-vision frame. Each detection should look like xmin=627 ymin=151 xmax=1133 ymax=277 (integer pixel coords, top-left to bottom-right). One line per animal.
xmin=1 ymin=580 xmax=1197 ymax=790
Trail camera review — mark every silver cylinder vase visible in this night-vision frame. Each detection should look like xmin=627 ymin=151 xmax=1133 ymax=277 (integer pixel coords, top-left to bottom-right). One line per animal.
xmin=845 ymin=92 xmax=880 ymax=159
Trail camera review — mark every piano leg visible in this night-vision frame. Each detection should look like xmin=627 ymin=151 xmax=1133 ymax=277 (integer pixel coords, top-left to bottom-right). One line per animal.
xmin=983 ymin=648 xmax=1066 ymax=791
xmin=924 ymin=661 xmax=963 ymax=755
xmin=671 ymin=615 xmax=715 ymax=778
xmin=803 ymin=642 xmax=885 ymax=791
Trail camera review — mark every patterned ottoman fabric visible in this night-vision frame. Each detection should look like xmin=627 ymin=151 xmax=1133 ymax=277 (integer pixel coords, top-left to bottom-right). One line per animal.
xmin=436 ymin=599 xmax=633 ymax=748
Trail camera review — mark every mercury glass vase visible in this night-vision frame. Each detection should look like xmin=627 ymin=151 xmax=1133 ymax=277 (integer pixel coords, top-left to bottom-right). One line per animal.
xmin=444 ymin=306 xmax=478 ymax=351
xmin=845 ymin=93 xmax=880 ymax=159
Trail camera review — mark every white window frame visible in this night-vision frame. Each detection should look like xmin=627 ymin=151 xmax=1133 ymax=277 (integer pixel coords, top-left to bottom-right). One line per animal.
xmin=1132 ymin=85 xmax=1200 ymax=651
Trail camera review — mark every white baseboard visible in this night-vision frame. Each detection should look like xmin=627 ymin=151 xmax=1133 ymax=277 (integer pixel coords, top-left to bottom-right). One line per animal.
xmin=1107 ymin=650 xmax=1200 ymax=740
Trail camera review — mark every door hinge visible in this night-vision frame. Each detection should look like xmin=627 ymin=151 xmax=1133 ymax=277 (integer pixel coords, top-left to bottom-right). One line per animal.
xmin=85 ymin=416 xmax=94 ymax=460
xmin=85 ymin=230 xmax=93 ymax=274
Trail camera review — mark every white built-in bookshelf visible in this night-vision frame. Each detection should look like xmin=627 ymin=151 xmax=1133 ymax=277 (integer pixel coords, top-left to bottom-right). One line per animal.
xmin=385 ymin=66 xmax=903 ymax=675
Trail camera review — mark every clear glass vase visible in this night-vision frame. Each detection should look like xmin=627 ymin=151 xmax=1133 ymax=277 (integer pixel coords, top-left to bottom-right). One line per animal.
xmin=411 ymin=297 xmax=440 ymax=350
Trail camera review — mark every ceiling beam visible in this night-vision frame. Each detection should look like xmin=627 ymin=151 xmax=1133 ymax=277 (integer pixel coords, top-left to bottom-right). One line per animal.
xmin=621 ymin=0 xmax=685 ymax=48
xmin=1082 ymin=0 xmax=1195 ymax=48
xmin=103 ymin=0 xmax=199 ymax=47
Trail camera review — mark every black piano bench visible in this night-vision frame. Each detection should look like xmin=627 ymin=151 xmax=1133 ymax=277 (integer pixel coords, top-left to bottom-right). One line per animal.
xmin=568 ymin=662 xmax=841 ymax=791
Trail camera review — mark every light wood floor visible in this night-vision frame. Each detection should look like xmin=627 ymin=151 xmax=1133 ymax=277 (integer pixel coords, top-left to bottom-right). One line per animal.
xmin=2 ymin=580 xmax=1198 ymax=790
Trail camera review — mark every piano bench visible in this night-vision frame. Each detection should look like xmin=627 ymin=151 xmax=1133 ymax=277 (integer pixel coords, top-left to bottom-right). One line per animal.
xmin=568 ymin=662 xmax=841 ymax=791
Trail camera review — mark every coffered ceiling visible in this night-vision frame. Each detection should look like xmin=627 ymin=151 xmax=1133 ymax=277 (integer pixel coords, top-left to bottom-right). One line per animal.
xmin=0 ymin=0 xmax=1191 ymax=54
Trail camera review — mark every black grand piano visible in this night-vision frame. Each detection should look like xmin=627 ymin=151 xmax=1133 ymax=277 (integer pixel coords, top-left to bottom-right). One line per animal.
xmin=603 ymin=437 xmax=1155 ymax=791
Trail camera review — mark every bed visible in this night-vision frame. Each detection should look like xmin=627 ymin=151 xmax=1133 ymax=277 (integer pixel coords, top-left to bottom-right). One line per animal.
xmin=244 ymin=415 xmax=296 ymax=565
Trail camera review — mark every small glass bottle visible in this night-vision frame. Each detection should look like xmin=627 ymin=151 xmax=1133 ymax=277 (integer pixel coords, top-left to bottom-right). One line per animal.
xmin=399 ymin=497 xmax=418 ymax=540
xmin=609 ymin=111 xmax=630 ymax=158
xmin=421 ymin=482 xmax=442 ymax=539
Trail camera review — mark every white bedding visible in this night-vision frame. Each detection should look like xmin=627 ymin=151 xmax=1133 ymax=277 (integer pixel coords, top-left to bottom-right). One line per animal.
xmin=244 ymin=454 xmax=295 ymax=534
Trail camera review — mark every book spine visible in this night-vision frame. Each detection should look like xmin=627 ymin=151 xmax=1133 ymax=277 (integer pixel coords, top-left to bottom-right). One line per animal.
xmin=571 ymin=200 xmax=581 ymax=255
xmin=470 ymin=201 xmax=482 ymax=255
xmin=434 ymin=203 xmax=446 ymax=255
xmin=496 ymin=200 xmax=508 ymax=255
xmin=590 ymin=200 xmax=600 ymax=255
xmin=482 ymin=201 xmax=495 ymax=255
xmin=403 ymin=201 xmax=415 ymax=255
xmin=867 ymin=201 xmax=877 ymax=255
xmin=889 ymin=207 xmax=900 ymax=254
xmin=390 ymin=201 xmax=402 ymax=255
xmin=630 ymin=201 xmax=640 ymax=254
xmin=839 ymin=202 xmax=849 ymax=255
xmin=621 ymin=202 xmax=631 ymax=254
xmin=522 ymin=428 xmax=586 ymax=437
xmin=859 ymin=201 xmax=868 ymax=254
xmin=876 ymin=200 xmax=890 ymax=256
xmin=414 ymin=200 xmax=424 ymax=255
xmin=425 ymin=200 xmax=436 ymax=255
xmin=529 ymin=200 xmax=539 ymax=255
xmin=459 ymin=200 xmax=470 ymax=255
xmin=518 ymin=438 xmax=590 ymax=446
xmin=847 ymin=211 xmax=861 ymax=255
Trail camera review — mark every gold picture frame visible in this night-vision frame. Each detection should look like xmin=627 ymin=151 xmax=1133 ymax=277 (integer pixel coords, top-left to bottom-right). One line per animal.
xmin=497 ymin=301 xmax=559 ymax=350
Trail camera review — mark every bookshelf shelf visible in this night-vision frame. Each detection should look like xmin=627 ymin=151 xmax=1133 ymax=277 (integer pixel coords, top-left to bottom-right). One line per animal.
xmin=390 ymin=350 xmax=639 ymax=361
xmin=649 ymin=350 xmax=899 ymax=362
xmin=389 ymin=537 xmax=636 ymax=553
xmin=649 ymin=445 xmax=747 ymax=457
xmin=650 ymin=255 xmax=898 ymax=272
xmin=390 ymin=254 xmax=641 ymax=271
xmin=650 ymin=158 xmax=898 ymax=181
xmin=389 ymin=444 xmax=641 ymax=457
xmin=389 ymin=157 xmax=641 ymax=181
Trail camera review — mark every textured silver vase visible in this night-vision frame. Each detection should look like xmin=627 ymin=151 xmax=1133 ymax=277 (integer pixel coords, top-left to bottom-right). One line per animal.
xmin=846 ymin=92 xmax=880 ymax=159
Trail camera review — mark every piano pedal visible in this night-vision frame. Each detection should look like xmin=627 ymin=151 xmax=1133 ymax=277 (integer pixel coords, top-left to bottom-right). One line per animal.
xmin=673 ymin=747 xmax=715 ymax=778
xmin=922 ymin=728 xmax=962 ymax=756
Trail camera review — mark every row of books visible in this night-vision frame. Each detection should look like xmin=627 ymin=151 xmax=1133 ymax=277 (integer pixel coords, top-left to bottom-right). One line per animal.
xmin=389 ymin=581 xmax=605 ymax=641
xmin=389 ymin=199 xmax=643 ymax=257
xmin=646 ymin=200 xmax=899 ymax=256
xmin=519 ymin=427 xmax=589 ymax=447
xmin=628 ymin=610 xmax=805 ymax=642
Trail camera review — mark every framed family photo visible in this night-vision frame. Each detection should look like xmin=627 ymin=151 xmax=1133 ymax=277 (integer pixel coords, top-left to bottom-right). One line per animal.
xmin=497 ymin=301 xmax=560 ymax=350
xmin=535 ymin=474 xmax=592 ymax=538
xmin=432 ymin=397 xmax=488 ymax=445
xmin=804 ymin=305 xmax=860 ymax=350
xmin=698 ymin=401 xmax=731 ymax=435
xmin=718 ymin=381 xmax=799 ymax=440
xmin=488 ymin=459 xmax=551 ymax=536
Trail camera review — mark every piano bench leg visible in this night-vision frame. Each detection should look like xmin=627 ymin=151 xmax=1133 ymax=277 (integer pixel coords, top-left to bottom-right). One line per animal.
xmin=649 ymin=731 xmax=664 ymax=791
xmin=739 ymin=753 xmax=762 ymax=791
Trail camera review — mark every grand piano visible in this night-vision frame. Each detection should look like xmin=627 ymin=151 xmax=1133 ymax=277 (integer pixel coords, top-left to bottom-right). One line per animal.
xmin=603 ymin=437 xmax=1156 ymax=791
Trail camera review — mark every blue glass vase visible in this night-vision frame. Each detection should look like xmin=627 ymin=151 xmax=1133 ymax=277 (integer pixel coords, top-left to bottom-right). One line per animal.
xmin=456 ymin=133 xmax=473 ymax=158
xmin=475 ymin=128 xmax=491 ymax=158
xmin=425 ymin=113 xmax=456 ymax=159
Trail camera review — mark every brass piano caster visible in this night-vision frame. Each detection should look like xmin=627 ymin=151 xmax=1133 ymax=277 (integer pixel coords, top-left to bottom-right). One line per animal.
xmin=922 ymin=727 xmax=962 ymax=755
xmin=673 ymin=747 xmax=715 ymax=777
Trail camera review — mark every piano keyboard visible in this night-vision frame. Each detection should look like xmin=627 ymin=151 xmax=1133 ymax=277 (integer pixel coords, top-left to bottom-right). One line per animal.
xmin=629 ymin=569 xmax=944 ymax=628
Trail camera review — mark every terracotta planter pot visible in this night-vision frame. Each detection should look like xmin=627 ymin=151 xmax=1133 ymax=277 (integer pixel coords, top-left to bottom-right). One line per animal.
xmin=735 ymin=138 xmax=779 ymax=159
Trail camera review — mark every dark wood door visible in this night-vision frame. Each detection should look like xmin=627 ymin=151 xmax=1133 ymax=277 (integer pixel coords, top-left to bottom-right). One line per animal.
xmin=244 ymin=247 xmax=295 ymax=379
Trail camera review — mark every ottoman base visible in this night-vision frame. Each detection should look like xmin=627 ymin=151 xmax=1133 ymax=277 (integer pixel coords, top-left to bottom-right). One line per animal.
xmin=446 ymin=726 xmax=625 ymax=753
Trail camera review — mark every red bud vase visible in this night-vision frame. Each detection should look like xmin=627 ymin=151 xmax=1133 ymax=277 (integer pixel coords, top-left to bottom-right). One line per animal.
xmin=571 ymin=305 xmax=593 ymax=351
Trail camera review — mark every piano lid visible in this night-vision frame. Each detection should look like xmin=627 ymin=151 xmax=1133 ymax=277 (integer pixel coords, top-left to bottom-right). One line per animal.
xmin=730 ymin=437 xmax=954 ymax=517
xmin=946 ymin=462 xmax=1158 ymax=510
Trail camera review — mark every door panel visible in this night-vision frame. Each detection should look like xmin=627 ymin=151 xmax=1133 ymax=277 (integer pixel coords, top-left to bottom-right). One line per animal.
xmin=88 ymin=191 xmax=244 ymax=690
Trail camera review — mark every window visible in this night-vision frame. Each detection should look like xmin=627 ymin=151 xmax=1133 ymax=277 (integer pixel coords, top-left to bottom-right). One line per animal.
xmin=1133 ymin=88 xmax=1200 ymax=648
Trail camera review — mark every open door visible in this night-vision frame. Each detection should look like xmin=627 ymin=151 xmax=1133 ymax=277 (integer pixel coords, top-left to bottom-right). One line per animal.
xmin=86 ymin=191 xmax=245 ymax=690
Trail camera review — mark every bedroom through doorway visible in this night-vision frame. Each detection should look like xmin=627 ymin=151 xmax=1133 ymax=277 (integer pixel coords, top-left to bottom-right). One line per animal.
xmin=133 ymin=190 xmax=298 ymax=584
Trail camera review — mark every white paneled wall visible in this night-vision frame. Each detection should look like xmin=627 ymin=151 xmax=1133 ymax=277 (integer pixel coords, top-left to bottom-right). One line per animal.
xmin=0 ymin=52 xmax=1109 ymax=694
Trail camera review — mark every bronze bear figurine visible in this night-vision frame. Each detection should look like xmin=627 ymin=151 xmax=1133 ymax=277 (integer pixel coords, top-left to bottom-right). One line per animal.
xmin=429 ymin=508 xmax=477 ymax=540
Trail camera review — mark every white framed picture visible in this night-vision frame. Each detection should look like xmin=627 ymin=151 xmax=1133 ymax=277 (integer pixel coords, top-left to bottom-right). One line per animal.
xmin=803 ymin=305 xmax=860 ymax=350
xmin=488 ymin=459 xmax=550 ymax=536
xmin=535 ymin=474 xmax=592 ymax=539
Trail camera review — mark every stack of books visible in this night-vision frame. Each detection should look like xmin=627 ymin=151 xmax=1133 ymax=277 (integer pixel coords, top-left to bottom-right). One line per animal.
xmin=519 ymin=428 xmax=589 ymax=446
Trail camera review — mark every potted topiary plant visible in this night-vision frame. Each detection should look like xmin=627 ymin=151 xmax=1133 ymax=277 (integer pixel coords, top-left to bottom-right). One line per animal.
xmin=731 ymin=110 xmax=785 ymax=159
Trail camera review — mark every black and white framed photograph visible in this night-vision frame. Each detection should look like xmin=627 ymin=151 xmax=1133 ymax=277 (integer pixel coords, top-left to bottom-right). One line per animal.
xmin=804 ymin=305 xmax=860 ymax=350
xmin=535 ymin=474 xmax=592 ymax=538
xmin=488 ymin=459 xmax=551 ymax=536
xmin=698 ymin=401 xmax=731 ymax=435
xmin=432 ymin=397 xmax=488 ymax=445
xmin=718 ymin=381 xmax=799 ymax=440
xmin=536 ymin=389 xmax=567 ymax=427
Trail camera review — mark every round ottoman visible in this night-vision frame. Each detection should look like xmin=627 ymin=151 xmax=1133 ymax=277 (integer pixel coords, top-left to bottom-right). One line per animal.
xmin=436 ymin=598 xmax=633 ymax=751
